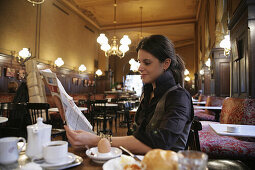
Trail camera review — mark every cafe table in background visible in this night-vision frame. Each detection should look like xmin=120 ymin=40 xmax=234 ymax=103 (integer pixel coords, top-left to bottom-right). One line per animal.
xmin=49 ymin=107 xmax=88 ymax=112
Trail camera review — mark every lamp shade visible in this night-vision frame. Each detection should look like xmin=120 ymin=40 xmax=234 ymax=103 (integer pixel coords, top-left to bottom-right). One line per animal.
xmin=95 ymin=69 xmax=102 ymax=76
xmin=120 ymin=35 xmax=131 ymax=45
xmin=184 ymin=69 xmax=189 ymax=76
xmin=54 ymin=57 xmax=64 ymax=67
xmin=97 ymin=34 xmax=108 ymax=45
xmin=79 ymin=64 xmax=86 ymax=72
xmin=200 ymin=69 xmax=204 ymax=75
xmin=19 ymin=48 xmax=31 ymax=59
xmin=119 ymin=44 xmax=129 ymax=53
xmin=101 ymin=43 xmax=111 ymax=52
xmin=185 ymin=76 xmax=190 ymax=81
xmin=220 ymin=35 xmax=230 ymax=49
xmin=205 ymin=58 xmax=211 ymax=67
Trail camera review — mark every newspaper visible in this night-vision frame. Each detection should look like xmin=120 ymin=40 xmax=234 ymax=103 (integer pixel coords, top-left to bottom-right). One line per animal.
xmin=41 ymin=69 xmax=93 ymax=133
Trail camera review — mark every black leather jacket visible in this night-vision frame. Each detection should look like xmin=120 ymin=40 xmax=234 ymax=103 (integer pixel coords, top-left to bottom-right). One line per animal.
xmin=133 ymin=70 xmax=194 ymax=151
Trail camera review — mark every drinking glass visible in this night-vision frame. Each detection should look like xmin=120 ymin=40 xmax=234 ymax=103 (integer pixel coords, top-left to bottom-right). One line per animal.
xmin=177 ymin=150 xmax=208 ymax=170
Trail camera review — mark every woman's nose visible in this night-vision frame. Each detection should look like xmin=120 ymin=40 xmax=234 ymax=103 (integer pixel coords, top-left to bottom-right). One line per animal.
xmin=138 ymin=64 xmax=143 ymax=73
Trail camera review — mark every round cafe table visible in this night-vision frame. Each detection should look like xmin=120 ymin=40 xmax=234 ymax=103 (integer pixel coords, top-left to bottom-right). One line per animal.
xmin=68 ymin=147 xmax=101 ymax=170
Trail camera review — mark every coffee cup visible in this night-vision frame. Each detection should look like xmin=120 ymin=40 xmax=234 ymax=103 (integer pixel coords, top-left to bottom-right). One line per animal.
xmin=43 ymin=141 xmax=68 ymax=164
xmin=0 ymin=137 xmax=26 ymax=164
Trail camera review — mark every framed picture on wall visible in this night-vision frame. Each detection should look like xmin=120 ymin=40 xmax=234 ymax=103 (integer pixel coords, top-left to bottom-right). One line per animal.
xmin=4 ymin=67 xmax=16 ymax=77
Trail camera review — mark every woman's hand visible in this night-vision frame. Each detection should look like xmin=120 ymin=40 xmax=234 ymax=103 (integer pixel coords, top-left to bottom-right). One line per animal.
xmin=64 ymin=125 xmax=100 ymax=148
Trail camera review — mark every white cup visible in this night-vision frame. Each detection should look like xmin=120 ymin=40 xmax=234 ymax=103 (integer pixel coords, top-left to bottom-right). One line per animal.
xmin=227 ymin=126 xmax=240 ymax=133
xmin=0 ymin=137 xmax=26 ymax=164
xmin=43 ymin=141 xmax=68 ymax=164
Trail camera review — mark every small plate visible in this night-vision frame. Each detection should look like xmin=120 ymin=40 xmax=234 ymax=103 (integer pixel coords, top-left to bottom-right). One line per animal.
xmin=33 ymin=152 xmax=76 ymax=168
xmin=103 ymin=156 xmax=141 ymax=170
xmin=86 ymin=147 xmax=122 ymax=163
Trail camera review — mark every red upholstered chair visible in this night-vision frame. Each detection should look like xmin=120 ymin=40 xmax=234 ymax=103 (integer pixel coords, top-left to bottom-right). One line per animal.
xmin=220 ymin=97 xmax=245 ymax=124
xmin=194 ymin=96 xmax=225 ymax=121
xmin=0 ymin=93 xmax=15 ymax=103
xmin=241 ymin=98 xmax=255 ymax=125
xmin=198 ymin=94 xmax=207 ymax=103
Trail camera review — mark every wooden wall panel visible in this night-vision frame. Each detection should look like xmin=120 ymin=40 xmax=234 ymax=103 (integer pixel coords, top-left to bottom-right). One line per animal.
xmin=219 ymin=62 xmax=230 ymax=96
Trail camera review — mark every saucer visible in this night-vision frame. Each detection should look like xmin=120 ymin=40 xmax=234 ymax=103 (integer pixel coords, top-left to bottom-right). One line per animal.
xmin=33 ymin=152 xmax=76 ymax=168
xmin=86 ymin=147 xmax=122 ymax=163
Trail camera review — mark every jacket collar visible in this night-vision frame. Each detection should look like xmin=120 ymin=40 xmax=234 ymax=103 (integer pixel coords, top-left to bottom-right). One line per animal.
xmin=143 ymin=70 xmax=177 ymax=97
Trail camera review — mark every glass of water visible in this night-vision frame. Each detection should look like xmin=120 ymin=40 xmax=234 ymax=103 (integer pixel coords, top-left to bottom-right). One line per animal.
xmin=177 ymin=150 xmax=208 ymax=170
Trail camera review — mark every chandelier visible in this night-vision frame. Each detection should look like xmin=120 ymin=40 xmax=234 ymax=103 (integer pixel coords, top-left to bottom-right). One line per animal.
xmin=27 ymin=0 xmax=45 ymax=6
xmin=97 ymin=0 xmax=131 ymax=58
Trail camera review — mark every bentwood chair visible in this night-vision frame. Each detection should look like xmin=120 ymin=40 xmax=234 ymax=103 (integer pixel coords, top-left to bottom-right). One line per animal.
xmin=90 ymin=100 xmax=113 ymax=135
xmin=26 ymin=103 xmax=66 ymax=140
xmin=0 ymin=103 xmax=28 ymax=138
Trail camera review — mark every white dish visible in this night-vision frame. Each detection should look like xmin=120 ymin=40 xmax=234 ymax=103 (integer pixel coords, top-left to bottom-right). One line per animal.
xmin=103 ymin=156 xmax=142 ymax=170
xmin=86 ymin=147 xmax=122 ymax=163
xmin=0 ymin=117 xmax=8 ymax=123
xmin=33 ymin=152 xmax=75 ymax=168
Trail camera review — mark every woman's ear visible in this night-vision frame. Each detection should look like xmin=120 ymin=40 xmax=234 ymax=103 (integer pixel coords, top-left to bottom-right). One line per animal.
xmin=163 ymin=58 xmax=171 ymax=70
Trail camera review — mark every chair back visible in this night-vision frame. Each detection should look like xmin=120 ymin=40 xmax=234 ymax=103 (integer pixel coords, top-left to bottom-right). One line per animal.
xmin=185 ymin=119 xmax=202 ymax=151
xmin=220 ymin=97 xmax=245 ymax=124
xmin=26 ymin=103 xmax=50 ymax=124
xmin=198 ymin=94 xmax=207 ymax=102
xmin=205 ymin=96 xmax=225 ymax=115
xmin=242 ymin=98 xmax=255 ymax=125
xmin=0 ymin=102 xmax=27 ymax=138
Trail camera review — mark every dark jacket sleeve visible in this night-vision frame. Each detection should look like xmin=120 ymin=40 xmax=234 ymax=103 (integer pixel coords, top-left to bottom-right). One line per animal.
xmin=133 ymin=89 xmax=192 ymax=149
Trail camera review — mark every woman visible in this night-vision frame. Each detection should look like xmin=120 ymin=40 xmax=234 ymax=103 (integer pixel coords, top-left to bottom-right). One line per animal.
xmin=65 ymin=35 xmax=194 ymax=154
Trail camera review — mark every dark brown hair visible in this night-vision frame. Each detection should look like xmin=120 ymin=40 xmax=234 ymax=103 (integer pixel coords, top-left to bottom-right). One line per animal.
xmin=136 ymin=35 xmax=185 ymax=86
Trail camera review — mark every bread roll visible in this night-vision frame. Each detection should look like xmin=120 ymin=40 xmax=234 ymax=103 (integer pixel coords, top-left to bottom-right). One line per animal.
xmin=141 ymin=149 xmax=178 ymax=170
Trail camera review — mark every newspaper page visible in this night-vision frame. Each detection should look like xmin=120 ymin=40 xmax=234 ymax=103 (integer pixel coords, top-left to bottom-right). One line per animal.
xmin=41 ymin=69 xmax=93 ymax=133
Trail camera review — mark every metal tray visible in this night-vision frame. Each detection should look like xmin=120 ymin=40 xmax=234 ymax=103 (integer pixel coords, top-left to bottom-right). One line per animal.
xmin=0 ymin=151 xmax=83 ymax=170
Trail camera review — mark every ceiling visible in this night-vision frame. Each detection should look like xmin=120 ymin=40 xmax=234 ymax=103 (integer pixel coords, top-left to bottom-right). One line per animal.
xmin=66 ymin=0 xmax=199 ymax=48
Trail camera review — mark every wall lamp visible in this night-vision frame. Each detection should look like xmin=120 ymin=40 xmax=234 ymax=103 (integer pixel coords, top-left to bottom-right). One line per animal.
xmin=78 ymin=64 xmax=87 ymax=72
xmin=95 ymin=69 xmax=102 ymax=76
xmin=54 ymin=57 xmax=64 ymax=67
